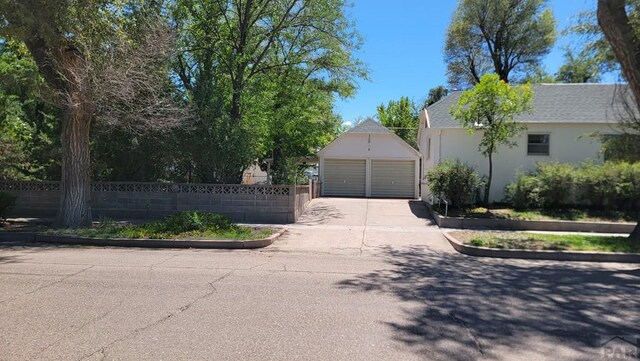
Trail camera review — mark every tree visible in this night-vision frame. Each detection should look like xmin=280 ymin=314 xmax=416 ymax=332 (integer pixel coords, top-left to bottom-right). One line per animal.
xmin=567 ymin=10 xmax=621 ymax=77
xmin=173 ymin=0 xmax=365 ymax=183
xmin=450 ymin=73 xmax=533 ymax=204
xmin=520 ymin=65 xmax=556 ymax=84
xmin=556 ymin=48 xmax=602 ymax=83
xmin=597 ymin=0 xmax=640 ymax=240
xmin=425 ymin=86 xmax=449 ymax=106
xmin=445 ymin=0 xmax=556 ymax=88
xmin=377 ymin=97 xmax=419 ymax=148
xmin=0 ymin=39 xmax=59 ymax=181
xmin=0 ymin=1 xmax=188 ymax=227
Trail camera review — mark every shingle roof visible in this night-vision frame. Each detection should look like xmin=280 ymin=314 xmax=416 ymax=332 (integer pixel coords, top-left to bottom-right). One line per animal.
xmin=346 ymin=118 xmax=392 ymax=134
xmin=426 ymin=83 xmax=633 ymax=128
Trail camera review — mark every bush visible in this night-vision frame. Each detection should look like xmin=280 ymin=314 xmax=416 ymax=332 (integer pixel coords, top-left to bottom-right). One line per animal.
xmin=0 ymin=192 xmax=16 ymax=221
xmin=426 ymin=159 xmax=483 ymax=210
xmin=152 ymin=211 xmax=233 ymax=233
xmin=505 ymin=174 xmax=542 ymax=209
xmin=505 ymin=161 xmax=640 ymax=210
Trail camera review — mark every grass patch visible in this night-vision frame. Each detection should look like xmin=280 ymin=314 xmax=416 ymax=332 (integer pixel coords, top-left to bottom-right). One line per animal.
xmin=432 ymin=204 xmax=634 ymax=223
xmin=452 ymin=231 xmax=639 ymax=253
xmin=45 ymin=211 xmax=273 ymax=240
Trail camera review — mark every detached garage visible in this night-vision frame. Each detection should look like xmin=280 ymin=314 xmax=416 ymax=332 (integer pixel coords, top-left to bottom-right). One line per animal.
xmin=318 ymin=119 xmax=420 ymax=198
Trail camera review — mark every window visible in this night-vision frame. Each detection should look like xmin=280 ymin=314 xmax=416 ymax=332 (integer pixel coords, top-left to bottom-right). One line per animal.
xmin=527 ymin=134 xmax=550 ymax=155
xmin=426 ymin=137 xmax=431 ymax=159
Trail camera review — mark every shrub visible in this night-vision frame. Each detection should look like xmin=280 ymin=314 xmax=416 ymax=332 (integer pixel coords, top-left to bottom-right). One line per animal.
xmin=426 ymin=159 xmax=483 ymax=210
xmin=153 ymin=211 xmax=233 ymax=233
xmin=0 ymin=192 xmax=16 ymax=220
xmin=505 ymin=161 xmax=640 ymax=211
xmin=535 ymin=162 xmax=576 ymax=207
xmin=505 ymin=174 xmax=542 ymax=209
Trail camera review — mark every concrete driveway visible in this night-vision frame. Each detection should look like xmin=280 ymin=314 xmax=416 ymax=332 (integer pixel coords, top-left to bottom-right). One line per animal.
xmin=271 ymin=198 xmax=452 ymax=254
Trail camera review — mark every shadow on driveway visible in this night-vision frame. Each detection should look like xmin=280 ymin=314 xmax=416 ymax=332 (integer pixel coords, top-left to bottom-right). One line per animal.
xmin=337 ymin=247 xmax=640 ymax=361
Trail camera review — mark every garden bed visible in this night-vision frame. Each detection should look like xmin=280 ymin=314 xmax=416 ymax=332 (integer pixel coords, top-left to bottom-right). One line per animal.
xmin=451 ymin=231 xmax=638 ymax=253
xmin=0 ymin=211 xmax=282 ymax=249
xmin=427 ymin=203 xmax=636 ymax=233
xmin=431 ymin=204 xmax=634 ymax=223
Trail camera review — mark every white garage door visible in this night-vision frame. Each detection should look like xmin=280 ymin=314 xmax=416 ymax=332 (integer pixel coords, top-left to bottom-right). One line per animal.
xmin=323 ymin=159 xmax=366 ymax=197
xmin=371 ymin=160 xmax=415 ymax=198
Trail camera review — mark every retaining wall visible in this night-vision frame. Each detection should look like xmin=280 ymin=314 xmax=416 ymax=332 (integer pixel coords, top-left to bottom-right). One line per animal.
xmin=0 ymin=181 xmax=315 ymax=224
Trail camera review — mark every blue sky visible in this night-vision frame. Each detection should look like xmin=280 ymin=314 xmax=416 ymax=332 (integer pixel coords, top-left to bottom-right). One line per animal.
xmin=335 ymin=0 xmax=598 ymax=124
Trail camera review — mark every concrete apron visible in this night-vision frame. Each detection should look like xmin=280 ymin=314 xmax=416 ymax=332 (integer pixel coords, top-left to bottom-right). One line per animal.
xmin=271 ymin=198 xmax=453 ymax=255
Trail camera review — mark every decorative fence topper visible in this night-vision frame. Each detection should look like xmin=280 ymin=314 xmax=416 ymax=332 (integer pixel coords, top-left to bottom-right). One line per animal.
xmin=0 ymin=181 xmax=292 ymax=196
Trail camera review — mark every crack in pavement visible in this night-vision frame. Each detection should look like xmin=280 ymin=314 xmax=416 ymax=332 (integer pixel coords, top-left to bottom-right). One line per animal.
xmin=32 ymin=300 xmax=125 ymax=359
xmin=147 ymin=254 xmax=179 ymax=273
xmin=448 ymin=311 xmax=484 ymax=356
xmin=359 ymin=199 xmax=369 ymax=256
xmin=77 ymin=270 xmax=235 ymax=361
xmin=0 ymin=265 xmax=95 ymax=306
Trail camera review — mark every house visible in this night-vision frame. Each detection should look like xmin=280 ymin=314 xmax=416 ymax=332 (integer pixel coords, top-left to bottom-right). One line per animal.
xmin=418 ymin=83 xmax=628 ymax=202
xmin=318 ymin=118 xmax=420 ymax=198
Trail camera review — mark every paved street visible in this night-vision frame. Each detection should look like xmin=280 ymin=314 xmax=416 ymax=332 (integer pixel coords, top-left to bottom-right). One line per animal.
xmin=1 ymin=199 xmax=640 ymax=360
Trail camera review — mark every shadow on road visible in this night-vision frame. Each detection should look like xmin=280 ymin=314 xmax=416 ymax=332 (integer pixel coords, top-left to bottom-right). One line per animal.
xmin=337 ymin=246 xmax=640 ymax=361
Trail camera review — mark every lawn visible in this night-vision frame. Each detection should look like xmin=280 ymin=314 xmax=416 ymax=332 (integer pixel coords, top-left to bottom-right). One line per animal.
xmin=451 ymin=231 xmax=639 ymax=253
xmin=432 ymin=205 xmax=635 ymax=223
xmin=40 ymin=211 xmax=274 ymax=240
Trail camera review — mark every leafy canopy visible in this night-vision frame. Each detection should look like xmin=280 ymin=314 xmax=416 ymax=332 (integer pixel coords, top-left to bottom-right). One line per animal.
xmin=445 ymin=0 xmax=556 ymax=88
xmin=451 ymin=73 xmax=533 ymax=158
xmin=376 ymin=97 xmax=419 ymax=148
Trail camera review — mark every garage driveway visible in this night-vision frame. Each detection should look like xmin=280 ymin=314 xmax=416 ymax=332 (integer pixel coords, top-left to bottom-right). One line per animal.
xmin=270 ymin=198 xmax=452 ymax=254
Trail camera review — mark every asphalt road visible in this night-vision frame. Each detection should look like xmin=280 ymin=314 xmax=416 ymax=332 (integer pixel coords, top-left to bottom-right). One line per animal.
xmin=1 ymin=199 xmax=639 ymax=360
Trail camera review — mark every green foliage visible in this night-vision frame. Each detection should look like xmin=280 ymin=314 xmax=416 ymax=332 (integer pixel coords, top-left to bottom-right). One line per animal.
xmin=445 ymin=0 xmax=556 ymax=87
xmin=520 ymin=65 xmax=556 ymax=84
xmin=566 ymin=10 xmax=620 ymax=77
xmin=555 ymin=48 xmax=602 ymax=83
xmin=465 ymin=232 xmax=639 ymax=253
xmin=0 ymin=39 xmax=59 ymax=180
xmin=426 ymin=159 xmax=484 ymax=210
xmin=0 ymin=192 xmax=16 ymax=220
xmin=172 ymin=0 xmax=364 ymax=183
xmin=506 ymin=161 xmax=640 ymax=210
xmin=154 ymin=211 xmax=233 ymax=233
xmin=425 ymin=86 xmax=449 ymax=106
xmin=601 ymin=133 xmax=640 ymax=163
xmin=450 ymin=73 xmax=533 ymax=203
xmin=49 ymin=212 xmax=271 ymax=240
xmin=376 ymin=97 xmax=419 ymax=148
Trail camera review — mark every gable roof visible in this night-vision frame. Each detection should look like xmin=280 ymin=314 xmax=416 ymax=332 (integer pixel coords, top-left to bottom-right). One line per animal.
xmin=426 ymin=83 xmax=633 ymax=128
xmin=346 ymin=118 xmax=392 ymax=134
xmin=318 ymin=118 xmax=420 ymax=157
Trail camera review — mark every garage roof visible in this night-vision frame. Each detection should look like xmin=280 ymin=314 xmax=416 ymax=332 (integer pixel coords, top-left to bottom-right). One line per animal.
xmin=346 ymin=118 xmax=392 ymax=134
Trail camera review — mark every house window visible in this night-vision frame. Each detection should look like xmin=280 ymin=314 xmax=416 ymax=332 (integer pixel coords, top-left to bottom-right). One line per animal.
xmin=426 ymin=137 xmax=431 ymax=159
xmin=527 ymin=134 xmax=550 ymax=155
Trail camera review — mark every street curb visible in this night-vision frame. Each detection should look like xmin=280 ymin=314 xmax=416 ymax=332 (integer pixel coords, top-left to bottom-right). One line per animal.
xmin=443 ymin=231 xmax=640 ymax=263
xmin=0 ymin=227 xmax=286 ymax=249
xmin=425 ymin=203 xmax=635 ymax=234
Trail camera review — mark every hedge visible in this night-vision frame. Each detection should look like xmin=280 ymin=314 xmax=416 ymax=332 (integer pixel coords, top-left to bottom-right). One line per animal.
xmin=505 ymin=161 xmax=640 ymax=210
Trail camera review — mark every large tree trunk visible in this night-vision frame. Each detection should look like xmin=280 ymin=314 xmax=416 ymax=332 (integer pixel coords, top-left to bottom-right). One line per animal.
xmin=55 ymin=48 xmax=93 ymax=228
xmin=597 ymin=0 xmax=640 ymax=241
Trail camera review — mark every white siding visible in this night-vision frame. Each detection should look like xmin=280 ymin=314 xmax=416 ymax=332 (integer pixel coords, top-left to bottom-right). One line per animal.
xmin=319 ymin=131 xmax=420 ymax=198
xmin=421 ymin=123 xmax=615 ymax=202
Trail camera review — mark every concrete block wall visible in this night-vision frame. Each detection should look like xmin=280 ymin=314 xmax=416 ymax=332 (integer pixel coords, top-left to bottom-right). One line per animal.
xmin=0 ymin=181 xmax=309 ymax=224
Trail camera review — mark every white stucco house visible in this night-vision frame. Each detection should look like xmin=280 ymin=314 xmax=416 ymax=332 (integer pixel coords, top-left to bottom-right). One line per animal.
xmin=418 ymin=83 xmax=627 ymax=202
xmin=319 ymin=118 xmax=420 ymax=198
